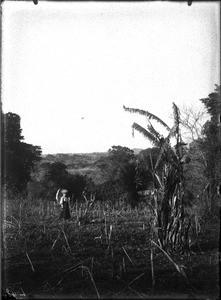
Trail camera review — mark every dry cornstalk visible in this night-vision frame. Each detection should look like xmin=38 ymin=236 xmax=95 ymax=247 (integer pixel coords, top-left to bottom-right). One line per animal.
xmin=116 ymin=272 xmax=145 ymax=296
xmin=51 ymin=233 xmax=60 ymax=251
xmin=150 ymin=246 xmax=155 ymax=289
xmin=26 ymin=252 xmax=35 ymax=272
xmin=104 ymin=213 xmax=107 ymax=242
xmin=43 ymin=282 xmax=56 ymax=296
xmin=151 ymin=240 xmax=187 ymax=278
xmin=61 ymin=228 xmax=71 ymax=250
xmin=91 ymin=257 xmax=94 ymax=276
xmin=108 ymin=225 xmax=113 ymax=243
xmin=122 ymin=246 xmax=134 ymax=266
xmin=79 ymin=266 xmax=100 ymax=299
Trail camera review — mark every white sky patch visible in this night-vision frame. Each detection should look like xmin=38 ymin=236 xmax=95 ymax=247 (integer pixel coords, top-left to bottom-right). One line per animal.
xmin=2 ymin=1 xmax=220 ymax=154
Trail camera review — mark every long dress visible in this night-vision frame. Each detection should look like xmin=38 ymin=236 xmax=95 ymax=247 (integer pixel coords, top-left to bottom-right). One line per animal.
xmin=59 ymin=199 xmax=71 ymax=220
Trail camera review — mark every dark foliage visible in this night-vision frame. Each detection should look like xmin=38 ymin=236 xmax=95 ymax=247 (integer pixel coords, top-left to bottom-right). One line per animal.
xmin=1 ymin=112 xmax=42 ymax=194
xmin=199 ymin=85 xmax=221 ymax=211
xmin=28 ymin=161 xmax=88 ymax=202
xmin=95 ymin=146 xmax=142 ymax=208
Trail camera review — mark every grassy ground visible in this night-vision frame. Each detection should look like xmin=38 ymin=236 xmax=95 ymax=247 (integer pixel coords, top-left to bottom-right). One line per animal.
xmin=2 ymin=198 xmax=220 ymax=299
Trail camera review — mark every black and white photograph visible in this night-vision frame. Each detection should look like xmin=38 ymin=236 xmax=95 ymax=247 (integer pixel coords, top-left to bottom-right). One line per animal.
xmin=1 ymin=0 xmax=220 ymax=299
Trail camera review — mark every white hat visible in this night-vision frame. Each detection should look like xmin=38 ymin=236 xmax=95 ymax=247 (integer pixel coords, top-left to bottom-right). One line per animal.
xmin=61 ymin=189 xmax=68 ymax=194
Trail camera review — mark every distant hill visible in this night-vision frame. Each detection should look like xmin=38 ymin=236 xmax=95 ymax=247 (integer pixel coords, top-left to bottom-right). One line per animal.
xmin=42 ymin=149 xmax=143 ymax=164
xmin=132 ymin=148 xmax=143 ymax=155
xmin=41 ymin=149 xmax=144 ymax=185
xmin=42 ymin=149 xmax=143 ymax=160
xmin=41 ymin=152 xmax=107 ymax=184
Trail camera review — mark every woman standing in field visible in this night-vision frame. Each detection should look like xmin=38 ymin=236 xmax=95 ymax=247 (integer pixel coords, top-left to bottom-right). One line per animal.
xmin=56 ymin=188 xmax=71 ymax=220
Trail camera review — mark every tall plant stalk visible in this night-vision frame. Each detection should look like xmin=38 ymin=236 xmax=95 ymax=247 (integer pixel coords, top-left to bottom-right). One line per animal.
xmin=124 ymin=103 xmax=191 ymax=253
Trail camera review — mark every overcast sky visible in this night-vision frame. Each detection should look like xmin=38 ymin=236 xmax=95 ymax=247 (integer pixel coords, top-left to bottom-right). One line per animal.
xmin=2 ymin=1 xmax=220 ymax=154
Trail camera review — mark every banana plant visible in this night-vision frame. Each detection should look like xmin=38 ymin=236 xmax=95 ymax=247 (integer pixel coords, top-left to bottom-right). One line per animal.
xmin=124 ymin=103 xmax=191 ymax=253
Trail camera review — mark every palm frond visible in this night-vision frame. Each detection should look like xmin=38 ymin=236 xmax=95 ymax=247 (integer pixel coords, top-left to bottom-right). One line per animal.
xmin=147 ymin=123 xmax=162 ymax=145
xmin=165 ymin=124 xmax=177 ymax=141
xmin=132 ymin=122 xmax=158 ymax=146
xmin=154 ymin=173 xmax=163 ymax=190
xmin=172 ymin=102 xmax=180 ymax=129
xmin=123 ymin=105 xmax=170 ymax=131
xmin=154 ymin=140 xmax=170 ymax=170
xmin=152 ymin=123 xmax=178 ymax=170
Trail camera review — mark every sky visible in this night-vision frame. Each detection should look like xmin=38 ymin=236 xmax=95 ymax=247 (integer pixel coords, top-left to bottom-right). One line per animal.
xmin=2 ymin=1 xmax=220 ymax=154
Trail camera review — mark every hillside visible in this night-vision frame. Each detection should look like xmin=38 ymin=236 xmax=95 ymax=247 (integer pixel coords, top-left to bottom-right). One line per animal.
xmin=41 ymin=149 xmax=143 ymax=184
xmin=42 ymin=152 xmax=107 ymax=185
xmin=43 ymin=152 xmax=107 ymax=168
